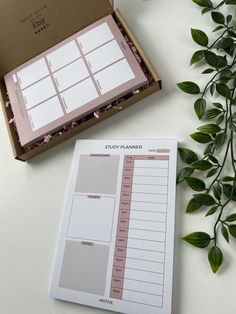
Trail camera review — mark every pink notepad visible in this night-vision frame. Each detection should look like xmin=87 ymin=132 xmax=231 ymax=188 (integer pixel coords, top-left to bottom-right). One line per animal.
xmin=4 ymin=15 xmax=148 ymax=147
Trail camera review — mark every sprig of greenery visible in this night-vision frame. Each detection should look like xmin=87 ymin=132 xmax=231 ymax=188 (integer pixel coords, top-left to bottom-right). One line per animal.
xmin=177 ymin=0 xmax=236 ymax=273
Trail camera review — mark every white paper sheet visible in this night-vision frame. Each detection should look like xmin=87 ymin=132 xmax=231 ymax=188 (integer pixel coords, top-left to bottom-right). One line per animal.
xmin=17 ymin=58 xmax=49 ymax=89
xmin=28 ymin=96 xmax=63 ymax=130
xmin=94 ymin=59 xmax=135 ymax=94
xmin=49 ymin=139 xmax=177 ymax=314
xmin=78 ymin=22 xmax=114 ymax=54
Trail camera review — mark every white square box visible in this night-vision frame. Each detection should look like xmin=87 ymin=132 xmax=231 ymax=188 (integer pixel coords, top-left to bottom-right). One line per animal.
xmin=67 ymin=195 xmax=115 ymax=242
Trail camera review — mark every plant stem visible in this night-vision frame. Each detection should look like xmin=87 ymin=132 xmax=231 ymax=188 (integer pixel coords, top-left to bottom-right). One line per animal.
xmin=206 ymin=139 xmax=231 ymax=193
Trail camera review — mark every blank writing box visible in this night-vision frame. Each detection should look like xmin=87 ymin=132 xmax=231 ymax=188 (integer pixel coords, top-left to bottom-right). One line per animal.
xmin=67 ymin=195 xmax=115 ymax=242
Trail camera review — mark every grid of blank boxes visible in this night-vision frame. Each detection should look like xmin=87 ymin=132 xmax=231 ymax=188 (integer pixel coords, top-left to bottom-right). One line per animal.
xmin=16 ymin=21 xmax=132 ymax=132
xmin=110 ymin=154 xmax=169 ymax=308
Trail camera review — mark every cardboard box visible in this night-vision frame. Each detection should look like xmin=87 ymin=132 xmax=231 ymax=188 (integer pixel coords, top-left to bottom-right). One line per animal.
xmin=0 ymin=0 xmax=161 ymax=161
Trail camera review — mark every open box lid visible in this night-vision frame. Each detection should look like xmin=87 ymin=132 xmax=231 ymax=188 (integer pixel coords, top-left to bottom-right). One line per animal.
xmin=0 ymin=0 xmax=113 ymax=78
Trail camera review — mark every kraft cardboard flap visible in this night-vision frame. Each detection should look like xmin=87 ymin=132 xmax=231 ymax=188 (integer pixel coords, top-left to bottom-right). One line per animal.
xmin=0 ymin=0 xmax=113 ymax=77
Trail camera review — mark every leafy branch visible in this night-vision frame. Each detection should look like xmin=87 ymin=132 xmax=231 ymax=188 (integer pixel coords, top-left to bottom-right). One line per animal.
xmin=177 ymin=0 xmax=236 ymax=273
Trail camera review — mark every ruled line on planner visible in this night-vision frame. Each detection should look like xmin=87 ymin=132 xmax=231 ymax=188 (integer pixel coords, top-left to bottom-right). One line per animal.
xmin=122 ymin=299 xmax=162 ymax=308
xmin=133 ymin=176 xmax=168 ymax=178
xmin=131 ymin=209 xmax=167 ymax=214
xmin=122 ymin=288 xmax=163 ymax=297
xmin=130 ymin=201 xmax=167 ymax=205
xmin=128 ymin=227 xmax=166 ymax=233
xmin=130 ymin=192 xmax=168 ymax=196
xmin=114 ymin=276 xmax=164 ymax=285
xmin=123 ymin=266 xmax=164 ymax=274
xmin=117 ymin=266 xmax=164 ymax=275
xmin=121 ymin=246 xmax=166 ymax=254
xmin=120 ymin=256 xmax=164 ymax=264
xmin=133 ymin=167 xmax=168 ymax=169
xmin=132 ymin=182 xmax=168 ymax=185
xmin=130 ymin=218 xmax=166 ymax=223
xmin=122 ymin=237 xmax=165 ymax=243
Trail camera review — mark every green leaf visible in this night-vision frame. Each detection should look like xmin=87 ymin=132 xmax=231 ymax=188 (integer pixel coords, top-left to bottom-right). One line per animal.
xmin=177 ymin=81 xmax=201 ymax=94
xmin=193 ymin=0 xmax=213 ymax=7
xmin=220 ymin=69 xmax=232 ymax=81
xmin=206 ymin=168 xmax=218 ymax=178
xmin=197 ymin=124 xmax=221 ymax=134
xmin=202 ymin=7 xmax=212 ymax=14
xmin=222 ymin=183 xmax=232 ymax=197
xmin=221 ymin=225 xmax=229 ymax=243
xmin=213 ymin=184 xmax=222 ymax=200
xmin=204 ymin=108 xmax=222 ymax=119
xmin=213 ymin=25 xmax=224 ymax=32
xmin=226 ymin=15 xmax=232 ymax=24
xmin=213 ymin=102 xmax=223 ymax=109
xmin=177 ymin=167 xmax=194 ymax=184
xmin=226 ymin=0 xmax=236 ymax=4
xmin=228 ymin=225 xmax=236 ymax=238
xmin=178 ymin=147 xmax=198 ymax=164
xmin=208 ymin=246 xmax=223 ymax=273
xmin=191 ymin=160 xmax=213 ymax=170
xmin=216 ymin=114 xmax=224 ymax=124
xmin=210 ymin=83 xmax=215 ymax=96
xmin=185 ymin=177 xmax=206 ymax=191
xmin=204 ymin=50 xmax=218 ymax=67
xmin=229 ymin=113 xmax=236 ymax=132
xmin=211 ymin=11 xmax=225 ymax=24
xmin=216 ymin=83 xmax=230 ymax=97
xmin=222 ymin=184 xmax=236 ymax=201
xmin=224 ymin=45 xmax=234 ymax=57
xmin=204 ymin=143 xmax=214 ymax=155
xmin=191 ymin=132 xmax=212 ymax=143
xmin=205 ymin=206 xmax=218 ymax=216
xmin=217 ymin=55 xmax=227 ymax=68
xmin=215 ymin=133 xmax=227 ymax=149
xmin=208 ymin=155 xmax=218 ymax=164
xmin=193 ymin=193 xmax=216 ymax=206
xmin=222 ymin=176 xmax=234 ymax=182
xmin=190 ymin=50 xmax=204 ymax=65
xmin=225 ymin=214 xmax=236 ymax=222
xmin=216 ymin=37 xmax=234 ymax=49
xmin=228 ymin=30 xmax=236 ymax=38
xmin=186 ymin=197 xmax=202 ymax=213
xmin=194 ymin=98 xmax=206 ymax=119
xmin=191 ymin=29 xmax=209 ymax=47
xmin=202 ymin=68 xmax=214 ymax=74
xmin=183 ymin=232 xmax=211 ymax=248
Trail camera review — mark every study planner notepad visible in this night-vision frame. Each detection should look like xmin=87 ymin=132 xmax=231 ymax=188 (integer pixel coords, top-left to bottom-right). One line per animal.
xmin=4 ymin=15 xmax=147 ymax=147
xmin=49 ymin=139 xmax=177 ymax=314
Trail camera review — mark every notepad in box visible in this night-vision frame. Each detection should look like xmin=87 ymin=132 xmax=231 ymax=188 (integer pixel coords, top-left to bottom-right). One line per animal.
xmin=4 ymin=15 xmax=148 ymax=147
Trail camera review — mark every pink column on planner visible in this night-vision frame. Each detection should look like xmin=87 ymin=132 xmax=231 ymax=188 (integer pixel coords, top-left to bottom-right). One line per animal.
xmin=110 ymin=156 xmax=134 ymax=300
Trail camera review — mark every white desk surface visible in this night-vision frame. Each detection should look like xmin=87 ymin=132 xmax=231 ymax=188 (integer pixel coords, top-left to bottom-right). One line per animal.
xmin=0 ymin=1 xmax=236 ymax=314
